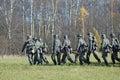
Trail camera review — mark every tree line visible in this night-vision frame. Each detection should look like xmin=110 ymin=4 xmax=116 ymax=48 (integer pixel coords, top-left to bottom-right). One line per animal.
xmin=0 ymin=0 xmax=120 ymax=55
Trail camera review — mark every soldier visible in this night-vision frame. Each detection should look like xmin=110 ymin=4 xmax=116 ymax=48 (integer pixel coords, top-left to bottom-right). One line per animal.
xmin=75 ymin=34 xmax=88 ymax=65
xmin=101 ymin=34 xmax=111 ymax=65
xmin=38 ymin=38 xmax=49 ymax=64
xmin=51 ymin=34 xmax=61 ymax=65
xmin=110 ymin=33 xmax=120 ymax=64
xmin=33 ymin=37 xmax=42 ymax=65
xmin=22 ymin=35 xmax=35 ymax=65
xmin=86 ymin=32 xmax=101 ymax=64
xmin=61 ymin=35 xmax=74 ymax=64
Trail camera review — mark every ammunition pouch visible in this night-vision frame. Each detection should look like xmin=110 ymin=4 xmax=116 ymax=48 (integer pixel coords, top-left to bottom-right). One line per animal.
xmin=104 ymin=46 xmax=111 ymax=53
xmin=79 ymin=44 xmax=88 ymax=52
xmin=112 ymin=45 xmax=119 ymax=52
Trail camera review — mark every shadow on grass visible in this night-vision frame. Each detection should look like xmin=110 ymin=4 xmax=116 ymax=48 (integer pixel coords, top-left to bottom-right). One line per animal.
xmin=1 ymin=60 xmax=119 ymax=67
xmin=36 ymin=62 xmax=120 ymax=67
xmin=76 ymin=62 xmax=120 ymax=67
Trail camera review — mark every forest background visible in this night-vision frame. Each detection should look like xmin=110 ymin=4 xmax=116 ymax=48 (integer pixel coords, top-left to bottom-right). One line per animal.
xmin=0 ymin=0 xmax=120 ymax=55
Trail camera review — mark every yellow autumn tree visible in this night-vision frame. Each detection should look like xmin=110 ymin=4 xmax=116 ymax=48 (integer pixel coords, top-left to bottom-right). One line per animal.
xmin=92 ymin=27 xmax=101 ymax=50
xmin=78 ymin=7 xmax=89 ymax=38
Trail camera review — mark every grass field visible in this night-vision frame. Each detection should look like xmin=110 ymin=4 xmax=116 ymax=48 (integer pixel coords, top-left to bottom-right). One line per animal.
xmin=0 ymin=54 xmax=120 ymax=80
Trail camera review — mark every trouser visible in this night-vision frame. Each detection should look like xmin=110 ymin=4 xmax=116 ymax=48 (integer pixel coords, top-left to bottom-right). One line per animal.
xmin=79 ymin=51 xmax=88 ymax=65
xmin=34 ymin=49 xmax=41 ymax=65
xmin=111 ymin=51 xmax=120 ymax=64
xmin=61 ymin=47 xmax=74 ymax=63
xmin=27 ymin=53 xmax=34 ymax=65
xmin=34 ymin=49 xmax=49 ymax=65
xmin=51 ymin=51 xmax=61 ymax=65
xmin=40 ymin=52 xmax=49 ymax=64
xmin=75 ymin=54 xmax=79 ymax=63
xmin=102 ymin=51 xmax=108 ymax=65
xmin=86 ymin=50 xmax=101 ymax=63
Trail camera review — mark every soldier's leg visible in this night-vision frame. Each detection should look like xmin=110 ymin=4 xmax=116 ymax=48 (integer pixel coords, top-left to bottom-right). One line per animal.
xmin=28 ymin=53 xmax=34 ymax=65
xmin=102 ymin=51 xmax=108 ymax=65
xmin=75 ymin=54 xmax=79 ymax=63
xmin=86 ymin=50 xmax=91 ymax=62
xmin=93 ymin=51 xmax=101 ymax=63
xmin=79 ymin=52 xmax=83 ymax=65
xmin=114 ymin=51 xmax=120 ymax=62
xmin=61 ymin=53 xmax=67 ymax=63
xmin=66 ymin=49 xmax=74 ymax=63
xmin=61 ymin=48 xmax=67 ymax=64
xmin=79 ymin=52 xmax=89 ymax=65
xmin=34 ymin=49 xmax=40 ymax=65
xmin=39 ymin=53 xmax=43 ymax=64
xmin=61 ymin=54 xmax=67 ymax=63
xmin=42 ymin=53 xmax=49 ymax=64
xmin=51 ymin=52 xmax=57 ymax=65
xmin=33 ymin=52 xmax=37 ymax=65
xmin=37 ymin=51 xmax=42 ymax=65
xmin=83 ymin=52 xmax=90 ymax=64
xmin=111 ymin=53 xmax=115 ymax=64
xmin=57 ymin=51 xmax=61 ymax=65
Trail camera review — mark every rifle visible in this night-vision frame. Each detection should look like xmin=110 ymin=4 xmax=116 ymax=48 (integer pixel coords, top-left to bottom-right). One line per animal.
xmin=71 ymin=50 xmax=79 ymax=55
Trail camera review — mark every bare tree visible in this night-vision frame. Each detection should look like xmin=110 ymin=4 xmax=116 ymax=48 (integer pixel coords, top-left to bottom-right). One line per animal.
xmin=30 ymin=0 xmax=33 ymax=37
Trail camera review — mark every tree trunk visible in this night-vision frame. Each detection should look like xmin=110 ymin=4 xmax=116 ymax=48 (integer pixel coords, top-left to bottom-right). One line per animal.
xmin=69 ymin=0 xmax=72 ymax=27
xmin=111 ymin=0 xmax=114 ymax=33
xmin=22 ymin=0 xmax=25 ymax=41
xmin=82 ymin=17 xmax=85 ymax=38
xmin=52 ymin=0 xmax=55 ymax=40
xmin=75 ymin=0 xmax=80 ymax=29
xmin=4 ymin=0 xmax=15 ymax=54
xmin=30 ymin=0 xmax=33 ymax=37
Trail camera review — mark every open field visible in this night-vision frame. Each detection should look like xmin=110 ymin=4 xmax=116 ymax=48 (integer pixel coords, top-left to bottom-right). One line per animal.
xmin=0 ymin=54 xmax=120 ymax=80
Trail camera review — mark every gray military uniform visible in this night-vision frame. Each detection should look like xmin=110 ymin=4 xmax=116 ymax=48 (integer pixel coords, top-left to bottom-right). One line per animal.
xmin=110 ymin=33 xmax=120 ymax=64
xmin=61 ymin=35 xmax=74 ymax=64
xmin=39 ymin=38 xmax=49 ymax=64
xmin=101 ymin=34 xmax=111 ymax=65
xmin=51 ymin=34 xmax=61 ymax=65
xmin=75 ymin=34 xmax=88 ymax=65
xmin=22 ymin=35 xmax=35 ymax=65
xmin=86 ymin=32 xmax=101 ymax=64
xmin=34 ymin=38 xmax=42 ymax=65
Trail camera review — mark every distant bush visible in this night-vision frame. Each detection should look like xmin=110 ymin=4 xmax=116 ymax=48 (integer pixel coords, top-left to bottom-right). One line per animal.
xmin=92 ymin=27 xmax=101 ymax=50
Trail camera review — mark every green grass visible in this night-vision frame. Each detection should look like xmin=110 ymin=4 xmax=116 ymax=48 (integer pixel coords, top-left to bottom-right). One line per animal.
xmin=0 ymin=53 xmax=120 ymax=80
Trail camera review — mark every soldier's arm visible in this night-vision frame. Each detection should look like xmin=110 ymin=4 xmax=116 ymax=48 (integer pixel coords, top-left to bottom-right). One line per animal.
xmin=115 ymin=38 xmax=120 ymax=46
xmin=62 ymin=40 xmax=65 ymax=49
xmin=94 ymin=40 xmax=98 ymax=47
xmin=76 ymin=40 xmax=80 ymax=51
xmin=101 ymin=40 xmax=105 ymax=49
xmin=21 ymin=41 xmax=27 ymax=52
xmin=107 ymin=39 xmax=112 ymax=47
xmin=52 ymin=41 xmax=55 ymax=52
xmin=89 ymin=39 xmax=92 ymax=50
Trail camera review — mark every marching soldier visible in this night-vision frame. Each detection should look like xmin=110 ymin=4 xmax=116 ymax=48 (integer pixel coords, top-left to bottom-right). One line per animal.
xmin=110 ymin=33 xmax=120 ymax=64
xmin=92 ymin=36 xmax=101 ymax=63
xmin=51 ymin=34 xmax=61 ymax=65
xmin=61 ymin=35 xmax=74 ymax=64
xmin=101 ymin=34 xmax=111 ymax=65
xmin=33 ymin=37 xmax=42 ymax=65
xmin=75 ymin=34 xmax=89 ymax=65
xmin=38 ymin=38 xmax=49 ymax=64
xmin=22 ymin=35 xmax=35 ymax=65
xmin=86 ymin=32 xmax=101 ymax=64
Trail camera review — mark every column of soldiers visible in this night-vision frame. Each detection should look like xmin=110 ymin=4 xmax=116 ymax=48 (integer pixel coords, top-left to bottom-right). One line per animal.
xmin=22 ymin=32 xmax=120 ymax=66
xmin=22 ymin=35 xmax=49 ymax=65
